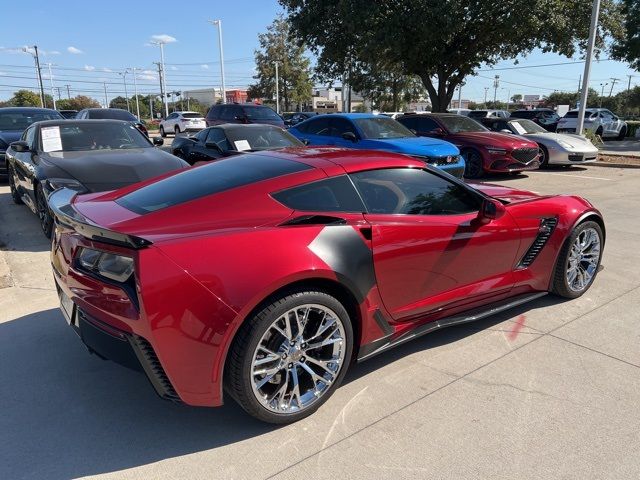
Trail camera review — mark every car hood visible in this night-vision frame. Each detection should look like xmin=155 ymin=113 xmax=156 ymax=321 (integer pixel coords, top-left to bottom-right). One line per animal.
xmin=0 ymin=130 xmax=23 ymax=148
xmin=42 ymin=148 xmax=187 ymax=192
xmin=524 ymin=132 xmax=596 ymax=149
xmin=368 ymin=136 xmax=459 ymax=156
xmin=449 ymin=131 xmax=536 ymax=148
xmin=470 ymin=182 xmax=547 ymax=203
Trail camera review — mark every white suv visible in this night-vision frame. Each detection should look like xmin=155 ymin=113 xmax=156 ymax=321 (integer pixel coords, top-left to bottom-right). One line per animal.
xmin=160 ymin=111 xmax=206 ymax=137
xmin=557 ymin=108 xmax=628 ymax=140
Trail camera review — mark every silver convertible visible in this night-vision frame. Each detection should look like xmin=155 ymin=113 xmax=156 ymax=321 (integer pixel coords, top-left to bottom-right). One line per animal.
xmin=481 ymin=118 xmax=598 ymax=167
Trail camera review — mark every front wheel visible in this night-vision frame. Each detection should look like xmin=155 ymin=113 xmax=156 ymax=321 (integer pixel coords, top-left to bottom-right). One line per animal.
xmin=617 ymin=126 xmax=627 ymax=141
xmin=539 ymin=145 xmax=549 ymax=168
xmin=462 ymin=149 xmax=484 ymax=179
xmin=160 ymin=126 xmax=166 ymax=138
xmin=226 ymin=290 xmax=353 ymax=424
xmin=174 ymin=125 xmax=180 ymax=136
xmin=8 ymin=165 xmax=23 ymax=204
xmin=551 ymin=221 xmax=603 ymax=298
xmin=36 ymin=183 xmax=53 ymax=238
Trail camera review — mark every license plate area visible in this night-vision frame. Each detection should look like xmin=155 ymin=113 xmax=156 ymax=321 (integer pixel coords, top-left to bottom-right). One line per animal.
xmin=59 ymin=289 xmax=76 ymax=325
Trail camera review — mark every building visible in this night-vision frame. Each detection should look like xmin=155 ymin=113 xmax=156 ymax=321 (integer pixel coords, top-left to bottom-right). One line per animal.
xmin=183 ymin=88 xmax=222 ymax=106
xmin=311 ymin=86 xmax=364 ymax=112
xmin=225 ymin=89 xmax=248 ymax=104
xmin=449 ymin=99 xmax=471 ymax=109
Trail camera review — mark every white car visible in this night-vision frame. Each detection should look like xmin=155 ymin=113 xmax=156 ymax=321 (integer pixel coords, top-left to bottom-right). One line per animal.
xmin=557 ymin=108 xmax=628 ymax=140
xmin=482 ymin=118 xmax=598 ymax=167
xmin=468 ymin=109 xmax=510 ymax=119
xmin=160 ymin=111 xmax=207 ymax=137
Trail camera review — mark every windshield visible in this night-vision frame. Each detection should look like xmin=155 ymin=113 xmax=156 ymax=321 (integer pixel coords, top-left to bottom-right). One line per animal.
xmin=243 ymin=106 xmax=282 ymax=121
xmin=468 ymin=111 xmax=488 ymax=118
xmin=438 ymin=115 xmax=488 ymax=133
xmin=354 ymin=117 xmax=414 ymax=139
xmin=564 ymin=110 xmax=596 ymax=119
xmin=42 ymin=122 xmax=151 ymax=152
xmin=89 ymin=109 xmax=138 ymax=121
xmin=182 ymin=113 xmax=203 ymax=119
xmin=0 ymin=110 xmax=62 ymax=131
xmin=225 ymin=127 xmax=303 ymax=151
xmin=509 ymin=119 xmax=547 ymax=134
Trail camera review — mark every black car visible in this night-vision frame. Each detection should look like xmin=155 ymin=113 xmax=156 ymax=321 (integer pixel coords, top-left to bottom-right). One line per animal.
xmin=172 ymin=123 xmax=304 ymax=165
xmin=6 ymin=119 xmax=187 ymax=237
xmin=76 ymin=108 xmax=148 ymax=137
xmin=205 ymin=103 xmax=285 ymax=128
xmin=59 ymin=110 xmax=78 ymax=119
xmin=283 ymin=111 xmax=319 ymax=127
xmin=510 ymin=109 xmax=560 ymax=132
xmin=0 ymin=107 xmax=63 ymax=177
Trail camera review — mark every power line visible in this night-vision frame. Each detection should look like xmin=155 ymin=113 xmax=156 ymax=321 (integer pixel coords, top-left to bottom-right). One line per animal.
xmin=478 ymin=58 xmax=614 ymax=72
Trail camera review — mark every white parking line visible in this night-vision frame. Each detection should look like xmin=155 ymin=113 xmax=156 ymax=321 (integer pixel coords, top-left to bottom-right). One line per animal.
xmin=529 ymin=172 xmax=613 ymax=181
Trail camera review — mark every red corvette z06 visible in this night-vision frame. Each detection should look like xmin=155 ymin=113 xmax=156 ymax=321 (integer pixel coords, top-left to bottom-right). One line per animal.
xmin=49 ymin=147 xmax=605 ymax=423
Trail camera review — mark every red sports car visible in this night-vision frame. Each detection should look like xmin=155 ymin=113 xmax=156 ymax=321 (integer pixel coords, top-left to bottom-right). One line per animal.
xmin=397 ymin=113 xmax=541 ymax=178
xmin=49 ymin=148 xmax=604 ymax=423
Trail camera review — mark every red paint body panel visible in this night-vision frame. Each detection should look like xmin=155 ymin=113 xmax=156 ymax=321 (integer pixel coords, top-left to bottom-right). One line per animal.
xmin=50 ymin=148 xmax=603 ymax=408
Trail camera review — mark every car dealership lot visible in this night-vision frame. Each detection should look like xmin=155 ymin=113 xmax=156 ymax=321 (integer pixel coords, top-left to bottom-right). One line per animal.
xmin=1 ymin=166 xmax=639 ymax=479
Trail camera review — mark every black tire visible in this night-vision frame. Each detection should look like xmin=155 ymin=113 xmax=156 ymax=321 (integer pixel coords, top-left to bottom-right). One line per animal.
xmin=462 ymin=149 xmax=484 ymax=179
xmin=551 ymin=221 xmax=603 ymax=299
xmin=36 ymin=183 xmax=53 ymax=238
xmin=174 ymin=125 xmax=180 ymax=136
xmin=595 ymin=127 xmax=603 ymax=138
xmin=617 ymin=126 xmax=627 ymax=141
xmin=226 ymin=289 xmax=353 ymax=424
xmin=8 ymin=165 xmax=23 ymax=204
xmin=160 ymin=126 xmax=166 ymax=138
xmin=539 ymin=145 xmax=549 ymax=168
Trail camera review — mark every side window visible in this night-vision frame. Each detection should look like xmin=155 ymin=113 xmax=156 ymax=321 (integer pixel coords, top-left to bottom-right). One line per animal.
xmin=400 ymin=116 xmax=418 ymax=130
xmin=207 ymin=105 xmax=220 ymax=119
xmin=272 ymin=175 xmax=365 ymax=213
xmin=497 ymin=121 xmax=510 ymax=131
xmin=205 ymin=128 xmax=231 ymax=151
xmin=195 ymin=128 xmax=209 ymax=141
xmin=351 ymin=168 xmax=481 ymax=215
xmin=22 ymin=126 xmax=37 ymax=149
xmin=219 ymin=106 xmax=239 ymax=121
xmin=301 ymin=117 xmax=331 ymax=136
xmin=416 ymin=117 xmax=440 ymax=132
xmin=329 ymin=118 xmax=357 ymax=137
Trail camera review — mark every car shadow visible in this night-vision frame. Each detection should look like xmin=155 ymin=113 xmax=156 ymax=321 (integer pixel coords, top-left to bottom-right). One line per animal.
xmin=2 ymin=295 xmax=563 ymax=479
xmin=0 ymin=191 xmax=52 ymax=253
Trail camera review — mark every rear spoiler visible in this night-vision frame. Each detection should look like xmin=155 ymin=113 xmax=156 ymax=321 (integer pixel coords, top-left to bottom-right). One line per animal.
xmin=48 ymin=188 xmax=152 ymax=249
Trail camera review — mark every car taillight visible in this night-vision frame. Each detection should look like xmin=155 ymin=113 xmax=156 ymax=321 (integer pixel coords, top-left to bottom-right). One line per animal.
xmin=77 ymin=247 xmax=134 ymax=283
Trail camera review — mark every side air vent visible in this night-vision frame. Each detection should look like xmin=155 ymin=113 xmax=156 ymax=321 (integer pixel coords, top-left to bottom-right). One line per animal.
xmin=129 ymin=335 xmax=182 ymax=403
xmin=281 ymin=215 xmax=347 ymax=226
xmin=517 ymin=217 xmax=558 ymax=268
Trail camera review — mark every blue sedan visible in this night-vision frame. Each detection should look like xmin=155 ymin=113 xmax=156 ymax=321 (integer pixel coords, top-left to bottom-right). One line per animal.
xmin=289 ymin=113 xmax=465 ymax=177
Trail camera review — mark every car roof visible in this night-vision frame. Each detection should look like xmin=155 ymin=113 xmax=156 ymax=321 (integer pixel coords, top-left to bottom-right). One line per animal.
xmin=214 ymin=123 xmax=285 ymax=131
xmin=32 ymin=119 xmax=136 ymax=127
xmin=0 ymin=107 xmax=60 ymax=114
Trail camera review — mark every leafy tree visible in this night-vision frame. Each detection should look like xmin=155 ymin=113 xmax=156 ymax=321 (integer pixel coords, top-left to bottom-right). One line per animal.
xmin=611 ymin=0 xmax=640 ymax=70
xmin=248 ymin=15 xmax=313 ymax=112
xmin=467 ymin=101 xmax=479 ymax=110
xmin=540 ymin=89 xmax=598 ymax=109
xmin=7 ymin=90 xmax=43 ymax=107
xmin=511 ymin=94 xmax=523 ymax=103
xmin=56 ymin=95 xmax=101 ymax=111
xmin=109 ymin=96 xmax=129 ymax=110
xmin=279 ymin=0 xmax=624 ymax=111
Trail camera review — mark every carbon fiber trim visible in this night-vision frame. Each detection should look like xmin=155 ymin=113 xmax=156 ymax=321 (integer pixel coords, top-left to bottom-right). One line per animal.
xmin=517 ymin=217 xmax=558 ymax=268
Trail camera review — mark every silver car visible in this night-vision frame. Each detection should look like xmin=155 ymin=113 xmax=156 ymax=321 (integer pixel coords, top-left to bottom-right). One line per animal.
xmin=482 ymin=118 xmax=598 ymax=167
xmin=556 ymin=108 xmax=628 ymax=140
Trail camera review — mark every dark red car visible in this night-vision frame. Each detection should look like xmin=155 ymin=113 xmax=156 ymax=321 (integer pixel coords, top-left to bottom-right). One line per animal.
xmin=49 ymin=148 xmax=604 ymax=423
xmin=398 ymin=113 xmax=540 ymax=178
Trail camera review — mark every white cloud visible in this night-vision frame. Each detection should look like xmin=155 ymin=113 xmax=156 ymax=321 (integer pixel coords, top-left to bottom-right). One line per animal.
xmin=170 ymin=66 xmax=178 ymax=71
xmin=67 ymin=46 xmax=83 ymax=54
xmin=141 ymin=69 xmax=156 ymax=75
xmin=48 ymin=50 xmax=61 ymax=55
xmin=138 ymin=74 xmax=157 ymax=81
xmin=84 ymin=65 xmax=95 ymax=71
xmin=102 ymin=68 xmax=112 ymax=72
xmin=150 ymin=34 xmax=177 ymax=44
xmin=201 ymin=64 xmax=209 ymax=70
xmin=0 ymin=71 xmax=6 ymax=76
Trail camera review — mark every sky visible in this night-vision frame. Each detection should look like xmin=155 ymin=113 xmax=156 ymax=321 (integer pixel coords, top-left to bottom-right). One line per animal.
xmin=0 ymin=0 xmax=638 ymax=105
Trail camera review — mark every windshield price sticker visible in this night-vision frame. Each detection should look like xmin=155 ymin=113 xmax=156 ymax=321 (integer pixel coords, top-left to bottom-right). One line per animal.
xmin=41 ymin=126 xmax=63 ymax=152
xmin=234 ymin=140 xmax=251 ymax=151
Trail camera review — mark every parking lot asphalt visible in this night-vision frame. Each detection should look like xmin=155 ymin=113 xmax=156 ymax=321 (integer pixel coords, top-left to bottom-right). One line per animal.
xmin=1 ymin=165 xmax=639 ymax=480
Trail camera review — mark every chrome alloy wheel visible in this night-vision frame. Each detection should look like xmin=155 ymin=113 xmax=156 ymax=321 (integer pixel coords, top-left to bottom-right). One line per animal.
xmin=250 ymin=304 xmax=346 ymax=414
xmin=566 ymin=227 xmax=601 ymax=292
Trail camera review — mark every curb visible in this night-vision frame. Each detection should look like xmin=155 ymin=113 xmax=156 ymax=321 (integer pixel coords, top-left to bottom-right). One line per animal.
xmin=590 ymin=161 xmax=640 ymax=169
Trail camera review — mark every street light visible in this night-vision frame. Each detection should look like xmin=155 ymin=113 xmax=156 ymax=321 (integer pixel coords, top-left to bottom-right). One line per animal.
xmin=118 ymin=71 xmax=130 ymax=112
xmin=46 ymin=63 xmax=57 ymax=110
xmin=502 ymin=88 xmax=511 ymax=110
xmin=128 ymin=67 xmax=141 ymax=120
xmin=576 ymin=0 xmax=601 ymax=135
xmin=22 ymin=46 xmax=45 ymax=107
xmin=208 ymin=20 xmax=226 ymax=104
xmin=150 ymin=40 xmax=170 ymax=117
xmin=599 ymin=82 xmax=608 ymax=107
xmin=274 ymin=62 xmax=279 ymax=113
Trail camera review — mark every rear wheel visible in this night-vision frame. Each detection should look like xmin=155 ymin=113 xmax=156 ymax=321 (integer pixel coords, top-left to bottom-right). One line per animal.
xmin=617 ymin=126 xmax=627 ymax=140
xmin=462 ymin=149 xmax=484 ymax=179
xmin=36 ymin=183 xmax=53 ymax=238
xmin=595 ymin=126 xmax=603 ymax=139
xmin=539 ymin=145 xmax=549 ymax=168
xmin=160 ymin=125 xmax=166 ymax=138
xmin=551 ymin=221 xmax=603 ymax=298
xmin=8 ymin=165 xmax=23 ymax=204
xmin=226 ymin=290 xmax=353 ymax=424
xmin=174 ymin=125 xmax=180 ymax=136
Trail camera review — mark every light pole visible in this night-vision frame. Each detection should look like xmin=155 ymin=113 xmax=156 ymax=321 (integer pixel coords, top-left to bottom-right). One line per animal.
xmin=503 ymin=88 xmax=511 ymax=110
xmin=599 ymin=83 xmax=607 ymax=107
xmin=46 ymin=63 xmax=57 ymax=110
xmin=118 ymin=71 xmax=130 ymax=112
xmin=483 ymin=87 xmax=489 ymax=107
xmin=103 ymin=82 xmax=108 ymax=108
xmin=274 ymin=62 xmax=279 ymax=113
xmin=129 ymin=68 xmax=140 ymax=120
xmin=151 ymin=41 xmax=170 ymax=117
xmin=577 ymin=0 xmax=601 ymax=135
xmin=209 ymin=20 xmax=226 ymax=104
xmin=23 ymin=46 xmax=45 ymax=107
xmin=493 ymin=75 xmax=500 ymax=104
xmin=457 ymin=81 xmax=464 ymax=109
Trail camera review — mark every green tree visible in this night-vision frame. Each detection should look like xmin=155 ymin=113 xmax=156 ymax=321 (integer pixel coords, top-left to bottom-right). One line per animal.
xmin=279 ymin=0 xmax=623 ymax=111
xmin=109 ymin=96 xmax=129 ymax=110
xmin=248 ymin=14 xmax=313 ymax=112
xmin=540 ymin=89 xmax=599 ymax=109
xmin=611 ymin=0 xmax=640 ymax=70
xmin=8 ymin=90 xmax=43 ymax=107
xmin=56 ymin=95 xmax=101 ymax=111
xmin=511 ymin=94 xmax=523 ymax=103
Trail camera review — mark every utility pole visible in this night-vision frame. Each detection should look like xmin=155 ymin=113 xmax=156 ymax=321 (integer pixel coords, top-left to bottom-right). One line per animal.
xmin=118 ymin=71 xmax=130 ymax=111
xmin=274 ymin=62 xmax=279 ymax=114
xmin=609 ymin=77 xmax=619 ymax=97
xmin=46 ymin=63 xmax=57 ymax=110
xmin=627 ymin=75 xmax=634 ymax=92
xmin=23 ymin=46 xmax=45 ymax=107
xmin=599 ymin=83 xmax=607 ymax=107
xmin=103 ymin=82 xmax=108 ymax=108
xmin=54 ymin=86 xmax=62 ymax=100
xmin=457 ymin=82 xmax=463 ymax=109
xmin=151 ymin=42 xmax=170 ymax=117
xmin=578 ymin=74 xmax=582 ymax=93
xmin=493 ymin=75 xmax=500 ymax=104
xmin=209 ymin=20 xmax=227 ymax=104
xmin=149 ymin=95 xmax=153 ymax=120
xmin=65 ymin=84 xmax=71 ymax=99
xmin=483 ymin=87 xmax=489 ymax=106
xmin=577 ymin=0 xmax=601 ymax=135
xmin=129 ymin=68 xmax=140 ymax=120
xmin=153 ymin=62 xmax=166 ymax=117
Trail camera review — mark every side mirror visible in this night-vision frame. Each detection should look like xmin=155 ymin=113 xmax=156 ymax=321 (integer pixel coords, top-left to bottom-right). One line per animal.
xmin=11 ymin=141 xmax=30 ymax=153
xmin=476 ymin=198 xmax=506 ymax=225
xmin=428 ymin=127 xmax=445 ymax=136
xmin=341 ymin=131 xmax=358 ymax=142
xmin=500 ymin=129 xmax=513 ymax=134
xmin=153 ymin=137 xmax=164 ymax=146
